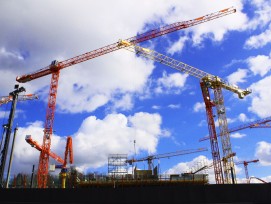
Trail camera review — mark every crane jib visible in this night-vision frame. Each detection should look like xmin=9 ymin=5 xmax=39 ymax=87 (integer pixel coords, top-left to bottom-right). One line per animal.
xmin=16 ymin=7 xmax=236 ymax=83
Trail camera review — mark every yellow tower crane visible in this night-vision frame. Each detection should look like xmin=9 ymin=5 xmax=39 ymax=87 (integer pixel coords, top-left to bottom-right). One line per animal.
xmin=117 ymin=40 xmax=251 ymax=184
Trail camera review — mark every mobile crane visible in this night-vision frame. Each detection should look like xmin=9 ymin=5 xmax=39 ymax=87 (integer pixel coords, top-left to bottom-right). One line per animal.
xmin=25 ymin=135 xmax=73 ymax=188
xmin=117 ymin=40 xmax=251 ymax=184
xmin=16 ymin=8 xmax=236 ymax=188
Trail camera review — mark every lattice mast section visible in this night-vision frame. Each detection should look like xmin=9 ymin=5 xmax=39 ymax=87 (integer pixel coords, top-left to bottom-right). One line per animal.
xmin=200 ymin=82 xmax=224 ymax=184
xmin=212 ymin=85 xmax=236 ymax=184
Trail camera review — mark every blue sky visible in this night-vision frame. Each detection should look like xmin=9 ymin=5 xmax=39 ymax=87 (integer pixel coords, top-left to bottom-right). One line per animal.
xmin=0 ymin=0 xmax=271 ymax=184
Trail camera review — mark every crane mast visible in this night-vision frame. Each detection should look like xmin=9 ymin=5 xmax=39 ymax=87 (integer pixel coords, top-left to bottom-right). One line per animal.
xmin=15 ymin=7 xmax=236 ymax=188
xmin=117 ymin=40 xmax=251 ymax=184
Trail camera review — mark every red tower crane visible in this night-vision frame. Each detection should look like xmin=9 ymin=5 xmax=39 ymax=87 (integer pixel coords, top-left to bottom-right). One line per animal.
xmin=16 ymin=7 xmax=236 ymax=188
xmin=25 ymin=135 xmax=73 ymax=188
xmin=199 ymin=116 xmax=271 ymax=142
xmin=117 ymin=40 xmax=251 ymax=184
xmin=235 ymin=159 xmax=259 ymax=184
xmin=126 ymin=147 xmax=208 ymax=171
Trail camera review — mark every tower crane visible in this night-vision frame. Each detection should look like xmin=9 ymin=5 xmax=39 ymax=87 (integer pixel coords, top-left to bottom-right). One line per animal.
xmin=199 ymin=116 xmax=271 ymax=142
xmin=25 ymin=135 xmax=73 ymax=188
xmin=0 ymin=94 xmax=38 ymax=106
xmin=15 ymin=7 xmax=236 ymax=188
xmin=126 ymin=147 xmax=208 ymax=171
xmin=235 ymin=159 xmax=259 ymax=184
xmin=117 ymin=40 xmax=251 ymax=184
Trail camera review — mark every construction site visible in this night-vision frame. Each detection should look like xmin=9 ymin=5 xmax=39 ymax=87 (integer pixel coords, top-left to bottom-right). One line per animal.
xmin=0 ymin=4 xmax=271 ymax=204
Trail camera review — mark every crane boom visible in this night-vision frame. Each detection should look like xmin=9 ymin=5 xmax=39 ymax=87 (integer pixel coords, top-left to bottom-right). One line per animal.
xmin=199 ymin=116 xmax=271 ymax=142
xmin=126 ymin=147 xmax=208 ymax=170
xmin=16 ymin=7 xmax=236 ymax=83
xmin=25 ymin=135 xmax=64 ymax=164
xmin=15 ymin=7 xmax=236 ymax=188
xmin=118 ymin=40 xmax=251 ymax=99
xmin=0 ymin=94 xmax=38 ymax=106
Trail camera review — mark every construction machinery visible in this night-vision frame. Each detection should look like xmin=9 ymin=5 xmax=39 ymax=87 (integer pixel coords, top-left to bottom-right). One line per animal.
xmin=117 ymin=40 xmax=251 ymax=184
xmin=15 ymin=8 xmax=236 ymax=188
xmin=235 ymin=159 xmax=259 ymax=183
xmin=126 ymin=147 xmax=208 ymax=172
xmin=200 ymin=116 xmax=271 ymax=142
xmin=25 ymin=135 xmax=73 ymax=188
xmin=0 ymin=94 xmax=38 ymax=106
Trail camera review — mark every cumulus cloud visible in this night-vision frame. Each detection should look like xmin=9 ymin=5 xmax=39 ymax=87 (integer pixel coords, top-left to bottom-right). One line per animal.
xmin=248 ymin=76 xmax=271 ymax=117
xmin=167 ymin=36 xmax=188 ymax=55
xmin=193 ymin=102 xmax=205 ymax=113
xmin=0 ymin=0 xmax=248 ymax=113
xmin=154 ymin=71 xmax=188 ymax=94
xmin=255 ymin=141 xmax=271 ymax=166
xmin=164 ymin=155 xmax=215 ymax=183
xmin=11 ymin=112 xmax=167 ymax=174
xmin=246 ymin=53 xmax=271 ymax=77
xmin=227 ymin=68 xmax=248 ymax=85
xmin=230 ymin=132 xmax=246 ymax=139
xmin=245 ymin=24 xmax=271 ymax=49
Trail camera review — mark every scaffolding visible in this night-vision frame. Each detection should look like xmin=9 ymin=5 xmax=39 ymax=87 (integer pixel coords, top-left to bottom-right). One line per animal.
xmin=108 ymin=154 xmax=128 ymax=179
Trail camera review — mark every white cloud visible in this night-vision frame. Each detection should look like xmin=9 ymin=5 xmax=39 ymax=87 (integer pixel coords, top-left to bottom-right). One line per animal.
xmin=227 ymin=68 xmax=248 ymax=85
xmin=164 ymin=155 xmax=215 ymax=183
xmin=246 ymin=0 xmax=271 ymax=30
xmin=167 ymin=36 xmax=188 ymax=55
xmin=0 ymin=0 xmax=248 ymax=113
xmin=168 ymin=104 xmax=180 ymax=109
xmin=152 ymin=105 xmax=161 ymax=110
xmin=248 ymin=76 xmax=271 ymax=117
xmin=255 ymin=141 xmax=271 ymax=166
xmin=155 ymin=71 xmax=188 ymax=94
xmin=245 ymin=24 xmax=271 ymax=49
xmin=246 ymin=53 xmax=271 ymax=77
xmin=11 ymin=112 xmax=167 ymax=174
xmin=230 ymin=132 xmax=246 ymax=139
xmin=193 ymin=102 xmax=205 ymax=113
xmin=238 ymin=113 xmax=249 ymax=122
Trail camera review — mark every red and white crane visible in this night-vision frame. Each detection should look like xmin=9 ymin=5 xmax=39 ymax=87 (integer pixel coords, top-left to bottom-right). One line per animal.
xmin=16 ymin=7 xmax=236 ymax=188
xmin=235 ymin=159 xmax=259 ymax=183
